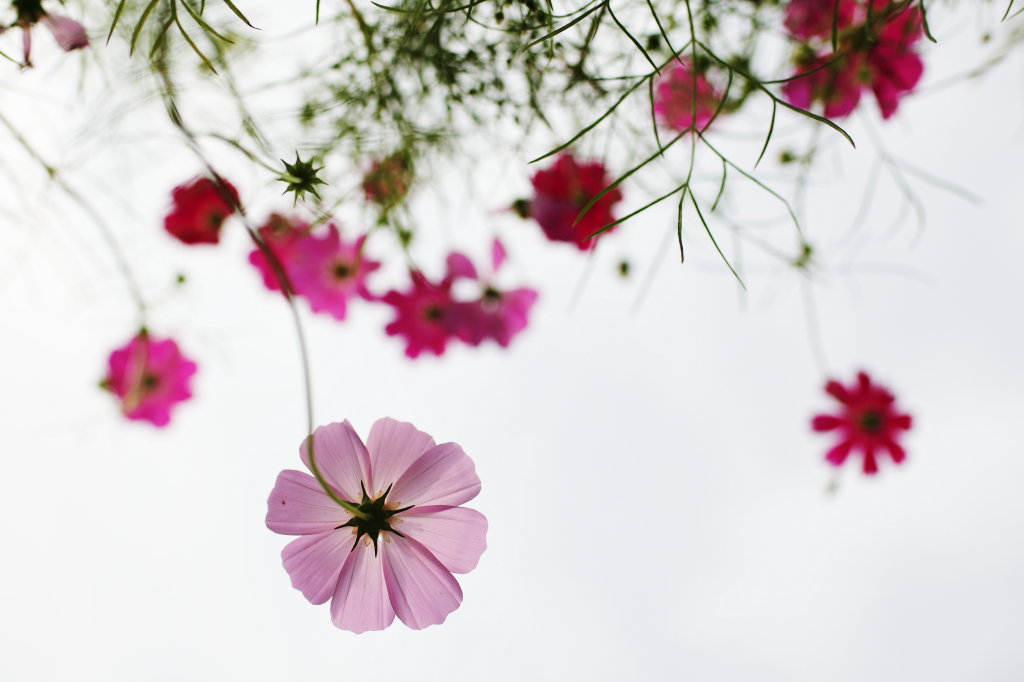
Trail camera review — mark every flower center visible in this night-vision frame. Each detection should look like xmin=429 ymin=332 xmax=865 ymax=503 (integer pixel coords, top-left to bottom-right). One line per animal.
xmin=422 ymin=304 xmax=444 ymax=322
xmin=335 ymin=482 xmax=413 ymax=555
xmin=857 ymin=409 xmax=884 ymax=434
xmin=333 ymin=262 xmax=353 ymax=280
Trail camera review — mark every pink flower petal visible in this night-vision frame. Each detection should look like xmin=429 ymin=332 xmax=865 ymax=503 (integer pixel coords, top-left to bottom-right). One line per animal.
xmin=366 ymin=418 xmax=437 ymax=496
xmin=825 ymin=440 xmax=853 ymax=466
xmin=281 ymin=531 xmax=354 ymax=605
xmin=491 ymin=238 xmax=507 ymax=271
xmin=43 ymin=15 xmax=89 ymax=52
xmin=299 ymin=421 xmax=371 ymax=503
xmin=382 ymin=535 xmax=463 ymax=629
xmin=445 ymin=252 xmax=478 ymax=281
xmin=390 ymin=442 xmax=481 ymax=508
xmin=331 ymin=540 xmax=396 ymax=633
xmin=811 ymin=415 xmax=843 ymax=432
xmin=399 ymin=506 xmax=488 ymax=574
xmin=266 ymin=470 xmax=351 ymax=535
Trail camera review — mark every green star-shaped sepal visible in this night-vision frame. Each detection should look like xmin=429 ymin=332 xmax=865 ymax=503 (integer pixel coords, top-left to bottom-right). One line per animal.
xmin=277 ymin=153 xmax=327 ymax=204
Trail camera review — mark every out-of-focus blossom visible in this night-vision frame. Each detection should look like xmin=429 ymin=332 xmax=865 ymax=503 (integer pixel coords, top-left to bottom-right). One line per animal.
xmin=248 ymin=213 xmax=310 ymax=294
xmin=101 ymin=332 xmax=197 ymax=427
xmin=266 ymin=418 xmax=487 ymax=633
xmin=783 ymin=0 xmax=858 ymax=40
xmin=653 ymin=60 xmax=722 ymax=132
xmin=811 ymin=370 xmax=912 ymax=475
xmin=362 ymin=154 xmax=413 ymax=209
xmin=382 ymin=272 xmax=461 ymax=358
xmin=524 ymin=153 xmax=623 ymax=250
xmin=163 ymin=176 xmax=239 ymax=245
xmin=7 ymin=1 xmax=89 ymax=67
xmin=289 ymin=224 xmax=380 ymax=321
xmin=782 ymin=0 xmax=924 ymax=119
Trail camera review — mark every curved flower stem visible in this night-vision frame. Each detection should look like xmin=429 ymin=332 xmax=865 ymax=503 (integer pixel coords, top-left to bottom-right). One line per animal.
xmin=152 ymin=52 xmax=370 ymax=519
xmin=0 ymin=111 xmax=149 ymax=323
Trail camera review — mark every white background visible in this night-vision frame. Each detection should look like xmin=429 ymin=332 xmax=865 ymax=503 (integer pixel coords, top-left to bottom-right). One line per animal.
xmin=1 ymin=3 xmax=1023 ymax=680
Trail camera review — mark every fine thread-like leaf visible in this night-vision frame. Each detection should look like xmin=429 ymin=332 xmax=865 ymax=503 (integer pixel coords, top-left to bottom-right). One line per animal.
xmin=181 ymin=0 xmax=234 ymax=43
xmin=523 ymin=1 xmax=608 ymax=51
xmin=607 ymin=3 xmax=659 ymax=74
xmin=690 ymin=190 xmax=745 ymax=289
xmin=130 ymin=0 xmax=162 ymax=55
xmin=221 ymin=0 xmax=255 ymax=28
xmin=918 ymin=0 xmax=937 ymax=43
xmin=754 ymin=98 xmax=777 ymax=168
xmin=107 ymin=0 xmax=130 ymax=44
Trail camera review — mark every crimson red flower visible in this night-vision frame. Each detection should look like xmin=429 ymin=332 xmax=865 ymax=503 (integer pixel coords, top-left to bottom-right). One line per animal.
xmin=163 ymin=176 xmax=240 ymax=245
xmin=811 ymin=371 xmax=912 ymax=475
xmin=382 ymin=272 xmax=462 ymax=359
xmin=784 ymin=0 xmax=858 ymax=40
xmin=526 ymin=153 xmax=623 ymax=251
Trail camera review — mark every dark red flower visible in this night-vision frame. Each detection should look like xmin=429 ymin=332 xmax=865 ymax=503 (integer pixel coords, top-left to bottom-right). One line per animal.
xmin=163 ymin=177 xmax=239 ymax=245
xmin=526 ymin=154 xmax=623 ymax=251
xmin=783 ymin=0 xmax=858 ymax=40
xmin=811 ymin=371 xmax=912 ymax=475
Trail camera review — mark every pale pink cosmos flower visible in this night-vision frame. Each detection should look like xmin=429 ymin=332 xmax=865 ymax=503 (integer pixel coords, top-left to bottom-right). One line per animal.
xmin=266 ymin=419 xmax=487 ymax=633
xmin=101 ymin=332 xmax=197 ymax=427
xmin=7 ymin=1 xmax=89 ymax=68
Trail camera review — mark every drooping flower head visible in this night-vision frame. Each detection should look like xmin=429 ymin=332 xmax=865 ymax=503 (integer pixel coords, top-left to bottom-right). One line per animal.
xmin=101 ymin=331 xmax=197 ymax=427
xmin=288 ymin=223 xmax=380 ymax=321
xmin=525 ymin=153 xmax=623 ymax=250
xmin=266 ymin=419 xmax=487 ymax=633
xmin=653 ymin=59 xmax=722 ymax=133
xmin=811 ymin=370 xmax=912 ymax=475
xmin=8 ymin=0 xmax=89 ymax=67
xmin=163 ymin=176 xmax=240 ymax=245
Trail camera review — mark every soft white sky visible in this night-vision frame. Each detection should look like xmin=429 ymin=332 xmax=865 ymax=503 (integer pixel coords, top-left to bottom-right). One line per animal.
xmin=1 ymin=4 xmax=1023 ymax=681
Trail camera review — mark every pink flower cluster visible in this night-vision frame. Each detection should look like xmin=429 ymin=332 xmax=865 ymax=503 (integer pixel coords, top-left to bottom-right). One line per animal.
xmin=383 ymin=240 xmax=539 ymax=358
xmin=782 ymin=0 xmax=925 ymax=119
xmin=248 ymin=214 xmax=380 ymax=321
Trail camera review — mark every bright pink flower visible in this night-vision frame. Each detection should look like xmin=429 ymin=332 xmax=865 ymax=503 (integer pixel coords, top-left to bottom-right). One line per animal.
xmin=288 ymin=224 xmax=380 ymax=321
xmin=653 ymin=60 xmax=722 ymax=132
xmin=248 ymin=213 xmax=310 ymax=294
xmin=811 ymin=370 xmax=912 ymax=475
xmin=783 ymin=0 xmax=858 ymax=40
xmin=865 ymin=3 xmax=925 ymax=118
xmin=382 ymin=272 xmax=461 ymax=358
xmin=102 ymin=332 xmax=197 ymax=427
xmin=266 ymin=419 xmax=487 ymax=633
xmin=163 ymin=177 xmax=239 ymax=245
xmin=527 ymin=153 xmax=623 ymax=250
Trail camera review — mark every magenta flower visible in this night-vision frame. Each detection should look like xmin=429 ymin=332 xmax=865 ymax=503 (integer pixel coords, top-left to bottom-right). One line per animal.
xmin=783 ymin=0 xmax=858 ymax=40
xmin=382 ymin=272 xmax=461 ymax=358
xmin=782 ymin=52 xmax=866 ymax=119
xmin=248 ymin=213 xmax=310 ymax=294
xmin=525 ymin=153 xmax=623 ymax=250
xmin=163 ymin=176 xmax=240 ymax=245
xmin=811 ymin=370 xmax=912 ymax=475
xmin=101 ymin=331 xmax=197 ymax=427
xmin=266 ymin=419 xmax=487 ymax=633
xmin=653 ymin=60 xmax=722 ymax=133
xmin=289 ymin=223 xmax=380 ymax=321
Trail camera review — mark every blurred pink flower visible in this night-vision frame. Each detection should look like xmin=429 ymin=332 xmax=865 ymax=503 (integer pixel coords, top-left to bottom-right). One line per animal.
xmin=782 ymin=0 xmax=924 ymax=119
xmin=102 ymin=332 xmax=197 ymax=427
xmin=526 ymin=153 xmax=622 ymax=250
xmin=382 ymin=272 xmax=461 ymax=358
xmin=811 ymin=370 xmax=912 ymax=475
xmin=289 ymin=224 xmax=379 ymax=321
xmin=653 ymin=60 xmax=721 ymax=132
xmin=783 ymin=0 xmax=858 ymax=40
xmin=163 ymin=176 xmax=239 ymax=245
xmin=266 ymin=419 xmax=487 ymax=633
xmin=248 ymin=213 xmax=310 ymax=294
